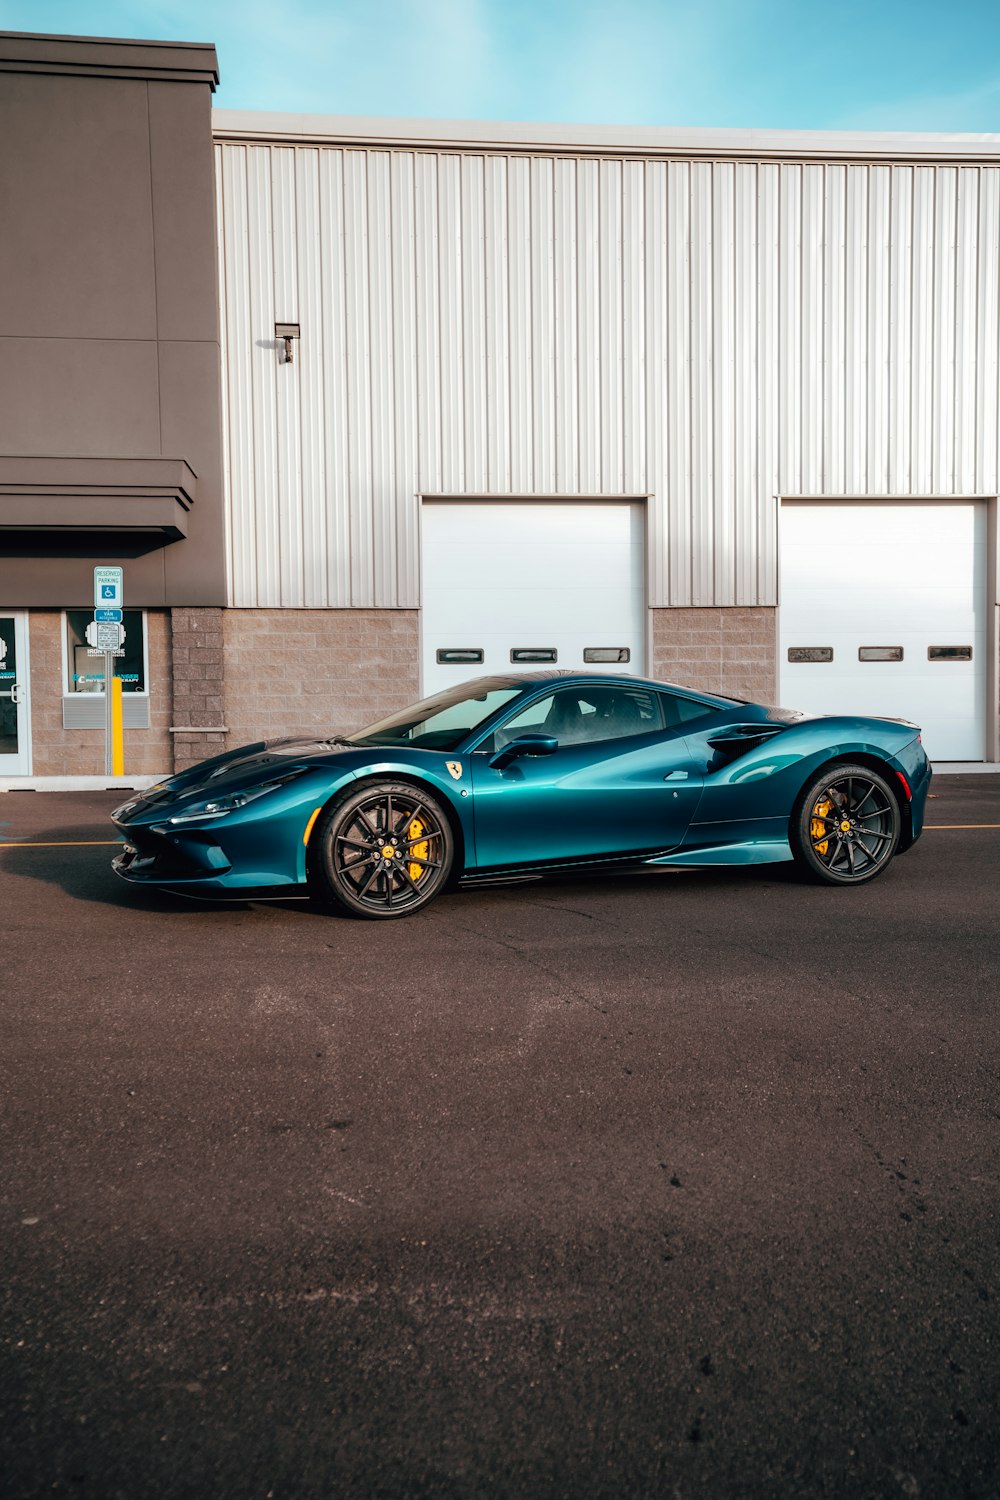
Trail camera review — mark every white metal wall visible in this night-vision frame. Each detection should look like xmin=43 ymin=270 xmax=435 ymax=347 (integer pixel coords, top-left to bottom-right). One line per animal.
xmin=216 ymin=140 xmax=1000 ymax=610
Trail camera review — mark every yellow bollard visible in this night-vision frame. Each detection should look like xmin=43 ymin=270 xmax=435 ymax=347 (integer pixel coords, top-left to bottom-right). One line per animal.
xmin=111 ymin=674 xmax=124 ymax=775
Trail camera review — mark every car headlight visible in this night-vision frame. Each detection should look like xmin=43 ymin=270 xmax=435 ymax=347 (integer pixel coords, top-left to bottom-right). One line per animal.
xmin=167 ymin=770 xmax=307 ymax=824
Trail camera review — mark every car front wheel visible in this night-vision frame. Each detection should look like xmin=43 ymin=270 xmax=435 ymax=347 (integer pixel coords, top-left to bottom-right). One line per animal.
xmin=310 ymin=780 xmax=454 ymax=918
xmin=792 ymin=763 xmax=901 ymax=886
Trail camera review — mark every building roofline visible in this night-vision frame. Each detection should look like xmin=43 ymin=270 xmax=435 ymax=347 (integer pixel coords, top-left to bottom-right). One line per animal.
xmin=211 ymin=109 xmax=1000 ymax=163
xmin=0 ymin=30 xmax=219 ymax=89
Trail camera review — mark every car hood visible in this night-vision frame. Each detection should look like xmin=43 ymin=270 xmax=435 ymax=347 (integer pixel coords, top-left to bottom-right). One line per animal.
xmin=119 ymin=736 xmax=360 ymax=813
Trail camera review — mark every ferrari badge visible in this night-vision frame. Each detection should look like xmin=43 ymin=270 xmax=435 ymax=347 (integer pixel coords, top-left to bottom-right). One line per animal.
xmin=446 ymin=761 xmax=463 ymax=780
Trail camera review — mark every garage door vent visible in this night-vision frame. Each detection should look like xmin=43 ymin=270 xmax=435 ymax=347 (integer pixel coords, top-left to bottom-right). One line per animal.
xmin=928 ymin=645 xmax=972 ymax=661
xmin=436 ymin=649 xmax=483 ymax=665
xmin=584 ymin=647 xmax=631 ymax=663
xmin=788 ymin=647 xmax=833 ymax=663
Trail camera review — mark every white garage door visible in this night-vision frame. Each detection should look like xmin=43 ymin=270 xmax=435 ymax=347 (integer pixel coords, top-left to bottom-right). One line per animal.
xmin=421 ymin=501 xmax=645 ymax=696
xmin=779 ymin=501 xmax=988 ymax=762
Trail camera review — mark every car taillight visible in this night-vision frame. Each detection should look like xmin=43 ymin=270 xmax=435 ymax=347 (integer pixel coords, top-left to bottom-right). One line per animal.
xmin=895 ymin=771 xmax=912 ymax=801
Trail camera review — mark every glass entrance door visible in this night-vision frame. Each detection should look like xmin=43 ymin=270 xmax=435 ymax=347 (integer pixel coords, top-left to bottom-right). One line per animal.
xmin=0 ymin=614 xmax=31 ymax=775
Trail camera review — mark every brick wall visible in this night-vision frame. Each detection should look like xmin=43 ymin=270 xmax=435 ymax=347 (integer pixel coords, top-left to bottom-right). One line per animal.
xmin=222 ymin=609 xmax=420 ymax=748
xmin=27 ymin=610 xmax=172 ymax=776
xmin=650 ymin=607 xmax=777 ymax=704
xmin=170 ymin=607 xmax=226 ymax=771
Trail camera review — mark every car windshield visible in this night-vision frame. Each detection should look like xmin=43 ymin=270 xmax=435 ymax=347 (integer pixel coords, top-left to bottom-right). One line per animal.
xmin=347 ymin=681 xmax=523 ymax=751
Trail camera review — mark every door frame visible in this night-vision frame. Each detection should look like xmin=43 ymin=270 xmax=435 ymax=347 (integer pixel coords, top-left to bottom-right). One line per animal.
xmin=0 ymin=610 xmax=32 ymax=777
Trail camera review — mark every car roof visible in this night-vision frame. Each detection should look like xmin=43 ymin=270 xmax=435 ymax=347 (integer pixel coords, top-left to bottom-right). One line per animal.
xmin=456 ymin=670 xmax=746 ymax=708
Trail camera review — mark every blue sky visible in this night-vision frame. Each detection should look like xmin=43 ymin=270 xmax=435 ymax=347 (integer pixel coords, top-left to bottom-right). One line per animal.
xmin=2 ymin=0 xmax=999 ymax=131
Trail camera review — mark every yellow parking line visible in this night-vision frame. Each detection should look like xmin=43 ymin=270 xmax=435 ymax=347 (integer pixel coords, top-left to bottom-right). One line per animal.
xmin=924 ymin=824 xmax=1000 ymax=830
xmin=0 ymin=840 xmax=122 ymax=847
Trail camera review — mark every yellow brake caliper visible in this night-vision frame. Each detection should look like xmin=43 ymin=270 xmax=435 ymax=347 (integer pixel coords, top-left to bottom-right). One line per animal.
xmin=811 ymin=797 xmax=832 ymax=856
xmin=407 ymin=816 xmax=429 ymax=882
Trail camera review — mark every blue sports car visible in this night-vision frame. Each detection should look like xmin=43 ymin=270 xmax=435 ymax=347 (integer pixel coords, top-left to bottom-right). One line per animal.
xmin=112 ymin=672 xmax=931 ymax=918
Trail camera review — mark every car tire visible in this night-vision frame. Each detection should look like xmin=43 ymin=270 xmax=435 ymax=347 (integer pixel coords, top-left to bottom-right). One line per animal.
xmin=792 ymin=762 xmax=901 ymax=886
xmin=310 ymin=780 xmax=454 ymax=919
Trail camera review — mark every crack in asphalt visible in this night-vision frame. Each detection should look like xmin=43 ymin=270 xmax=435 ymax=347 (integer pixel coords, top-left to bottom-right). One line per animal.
xmin=834 ymin=1116 xmax=999 ymax=1308
xmin=446 ymin=918 xmax=610 ymax=1016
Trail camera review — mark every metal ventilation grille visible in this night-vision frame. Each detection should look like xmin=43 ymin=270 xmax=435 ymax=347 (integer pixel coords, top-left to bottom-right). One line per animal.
xmin=62 ymin=695 xmax=151 ymax=729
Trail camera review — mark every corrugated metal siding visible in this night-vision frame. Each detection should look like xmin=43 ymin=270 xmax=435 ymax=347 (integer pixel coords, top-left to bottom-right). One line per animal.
xmin=216 ymin=143 xmax=1000 ymax=608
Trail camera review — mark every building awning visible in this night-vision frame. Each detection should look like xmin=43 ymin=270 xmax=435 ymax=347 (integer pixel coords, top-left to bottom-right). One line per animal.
xmin=0 ymin=456 xmax=195 ymax=547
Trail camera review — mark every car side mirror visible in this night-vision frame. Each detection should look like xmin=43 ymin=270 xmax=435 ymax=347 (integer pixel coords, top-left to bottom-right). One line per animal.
xmin=488 ymin=734 xmax=559 ymax=770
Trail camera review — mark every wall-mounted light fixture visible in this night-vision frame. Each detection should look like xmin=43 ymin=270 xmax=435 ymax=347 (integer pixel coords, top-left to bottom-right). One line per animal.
xmin=275 ymin=322 xmax=300 ymax=364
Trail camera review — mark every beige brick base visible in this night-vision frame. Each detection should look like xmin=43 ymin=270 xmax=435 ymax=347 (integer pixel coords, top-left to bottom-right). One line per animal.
xmin=222 ymin=609 xmax=420 ymax=748
xmin=26 ymin=610 xmax=172 ymax=776
xmin=170 ymin=607 xmax=226 ymax=772
xmin=650 ymin=607 xmax=777 ymax=704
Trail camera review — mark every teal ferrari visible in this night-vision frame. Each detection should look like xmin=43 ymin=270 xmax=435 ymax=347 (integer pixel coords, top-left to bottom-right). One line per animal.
xmin=112 ymin=672 xmax=931 ymax=918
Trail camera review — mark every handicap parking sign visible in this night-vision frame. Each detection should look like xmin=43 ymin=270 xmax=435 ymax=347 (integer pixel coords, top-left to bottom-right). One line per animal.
xmin=94 ymin=566 xmax=123 ymax=609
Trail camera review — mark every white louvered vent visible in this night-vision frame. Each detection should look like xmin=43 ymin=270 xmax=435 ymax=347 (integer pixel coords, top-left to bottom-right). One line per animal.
xmin=62 ymin=696 xmax=151 ymax=730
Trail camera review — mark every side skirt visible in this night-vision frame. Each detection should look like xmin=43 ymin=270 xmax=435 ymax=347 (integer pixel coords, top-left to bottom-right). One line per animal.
xmin=648 ymin=838 xmax=794 ymax=868
xmin=459 ymin=848 xmax=678 ymax=884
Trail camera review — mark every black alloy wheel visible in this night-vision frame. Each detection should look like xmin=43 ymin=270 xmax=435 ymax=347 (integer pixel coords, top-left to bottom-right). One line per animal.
xmin=311 ymin=780 xmax=454 ymax=918
xmin=792 ymin=762 xmax=901 ymax=885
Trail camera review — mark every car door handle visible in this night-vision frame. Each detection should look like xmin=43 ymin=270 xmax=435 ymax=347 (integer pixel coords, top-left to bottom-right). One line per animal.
xmin=663 ymin=770 xmax=689 ymax=781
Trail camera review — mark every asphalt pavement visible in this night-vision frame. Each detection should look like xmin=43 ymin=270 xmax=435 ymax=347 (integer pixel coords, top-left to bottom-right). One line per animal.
xmin=1 ymin=777 xmax=999 ymax=1499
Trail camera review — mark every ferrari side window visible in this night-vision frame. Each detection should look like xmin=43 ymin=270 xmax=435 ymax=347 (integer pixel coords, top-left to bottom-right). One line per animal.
xmin=490 ymin=694 xmax=556 ymax=748
xmin=661 ymin=693 xmax=726 ymax=728
xmin=496 ymin=687 xmax=664 ymax=749
xmin=351 ymin=684 xmax=522 ymax=750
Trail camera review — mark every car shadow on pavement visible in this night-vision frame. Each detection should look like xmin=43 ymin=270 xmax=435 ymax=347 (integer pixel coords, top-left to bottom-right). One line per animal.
xmin=0 ymin=824 xmax=257 ymax=914
xmin=460 ymin=860 xmax=806 ymax=908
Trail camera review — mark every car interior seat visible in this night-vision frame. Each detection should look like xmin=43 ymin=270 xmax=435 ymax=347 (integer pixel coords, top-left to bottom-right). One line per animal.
xmin=543 ymin=693 xmax=586 ymax=743
xmin=592 ymin=691 xmax=646 ymax=738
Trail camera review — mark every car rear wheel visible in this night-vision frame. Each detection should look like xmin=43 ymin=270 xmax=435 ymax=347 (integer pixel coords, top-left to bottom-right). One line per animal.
xmin=792 ymin=763 xmax=900 ymax=886
xmin=310 ymin=781 xmax=454 ymax=918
